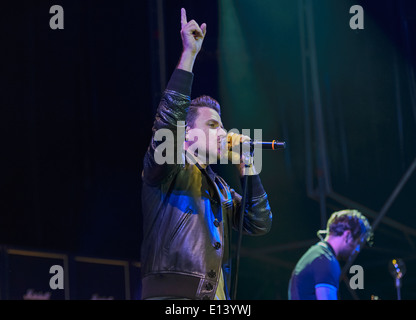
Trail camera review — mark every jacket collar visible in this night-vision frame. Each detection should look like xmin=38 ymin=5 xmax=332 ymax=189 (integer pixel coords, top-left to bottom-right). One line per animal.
xmin=185 ymin=150 xmax=217 ymax=179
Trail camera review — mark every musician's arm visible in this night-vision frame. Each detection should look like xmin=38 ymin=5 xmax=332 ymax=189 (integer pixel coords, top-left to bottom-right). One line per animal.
xmin=315 ymin=284 xmax=338 ymax=300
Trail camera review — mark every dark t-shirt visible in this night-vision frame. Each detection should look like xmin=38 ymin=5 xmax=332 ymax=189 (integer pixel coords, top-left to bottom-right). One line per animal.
xmin=288 ymin=241 xmax=341 ymax=300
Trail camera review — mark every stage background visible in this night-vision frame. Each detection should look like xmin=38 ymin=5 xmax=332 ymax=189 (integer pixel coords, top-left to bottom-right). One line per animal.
xmin=1 ymin=0 xmax=416 ymax=300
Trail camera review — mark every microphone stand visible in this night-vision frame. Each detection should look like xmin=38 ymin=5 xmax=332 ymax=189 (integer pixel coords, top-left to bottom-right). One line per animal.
xmin=232 ymin=173 xmax=248 ymax=300
xmin=395 ymin=278 xmax=402 ymax=301
xmin=231 ymin=145 xmax=254 ymax=300
xmin=388 ymin=258 xmax=406 ymax=301
xmin=230 ymin=140 xmax=285 ymax=299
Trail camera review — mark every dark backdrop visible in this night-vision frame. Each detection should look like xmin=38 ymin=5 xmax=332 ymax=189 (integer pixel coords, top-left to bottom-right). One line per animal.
xmin=1 ymin=0 xmax=154 ymax=260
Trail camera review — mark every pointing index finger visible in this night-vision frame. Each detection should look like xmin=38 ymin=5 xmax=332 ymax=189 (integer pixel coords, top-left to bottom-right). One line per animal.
xmin=181 ymin=8 xmax=187 ymax=28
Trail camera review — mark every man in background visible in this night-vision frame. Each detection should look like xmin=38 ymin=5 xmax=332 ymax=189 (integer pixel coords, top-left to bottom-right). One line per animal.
xmin=288 ymin=209 xmax=373 ymax=300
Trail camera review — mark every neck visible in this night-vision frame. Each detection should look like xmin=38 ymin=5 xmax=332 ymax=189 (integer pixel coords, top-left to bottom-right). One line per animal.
xmin=324 ymin=236 xmax=340 ymax=258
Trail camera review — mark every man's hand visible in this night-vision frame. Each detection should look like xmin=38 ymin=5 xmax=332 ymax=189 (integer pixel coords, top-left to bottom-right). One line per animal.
xmin=177 ymin=8 xmax=207 ymax=72
xmin=227 ymin=132 xmax=258 ymax=176
xmin=180 ymin=8 xmax=206 ymax=55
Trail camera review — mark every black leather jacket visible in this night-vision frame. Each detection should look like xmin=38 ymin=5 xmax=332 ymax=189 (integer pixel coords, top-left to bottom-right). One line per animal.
xmin=140 ymin=69 xmax=273 ymax=300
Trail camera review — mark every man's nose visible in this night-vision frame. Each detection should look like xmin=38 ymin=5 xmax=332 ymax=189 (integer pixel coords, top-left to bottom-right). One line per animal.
xmin=218 ymin=127 xmax=227 ymax=137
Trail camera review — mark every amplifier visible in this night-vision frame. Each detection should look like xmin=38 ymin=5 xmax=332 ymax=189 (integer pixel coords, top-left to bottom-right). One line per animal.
xmin=0 ymin=246 xmax=141 ymax=300
xmin=0 ymin=246 xmax=69 ymax=300
xmin=70 ymin=256 xmax=130 ymax=300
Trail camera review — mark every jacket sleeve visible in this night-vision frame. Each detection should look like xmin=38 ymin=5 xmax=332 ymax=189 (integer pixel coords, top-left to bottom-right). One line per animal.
xmin=231 ymin=175 xmax=273 ymax=236
xmin=142 ymin=69 xmax=193 ymax=186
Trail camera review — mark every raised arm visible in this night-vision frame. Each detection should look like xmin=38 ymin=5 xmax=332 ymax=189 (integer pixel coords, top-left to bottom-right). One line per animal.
xmin=142 ymin=9 xmax=207 ymax=185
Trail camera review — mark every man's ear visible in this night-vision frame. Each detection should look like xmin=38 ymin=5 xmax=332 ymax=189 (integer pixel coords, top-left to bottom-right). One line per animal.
xmin=343 ymin=230 xmax=352 ymax=243
xmin=185 ymin=125 xmax=191 ymax=141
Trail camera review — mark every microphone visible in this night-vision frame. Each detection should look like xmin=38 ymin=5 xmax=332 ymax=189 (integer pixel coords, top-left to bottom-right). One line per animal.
xmin=226 ymin=135 xmax=286 ymax=152
xmin=247 ymin=140 xmax=286 ymax=150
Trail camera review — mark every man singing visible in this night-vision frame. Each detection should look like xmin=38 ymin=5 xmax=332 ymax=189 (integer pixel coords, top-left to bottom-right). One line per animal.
xmin=140 ymin=8 xmax=273 ymax=300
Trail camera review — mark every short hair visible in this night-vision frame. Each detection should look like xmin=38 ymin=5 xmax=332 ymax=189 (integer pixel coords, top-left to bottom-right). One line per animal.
xmin=186 ymin=95 xmax=221 ymax=128
xmin=326 ymin=209 xmax=373 ymax=245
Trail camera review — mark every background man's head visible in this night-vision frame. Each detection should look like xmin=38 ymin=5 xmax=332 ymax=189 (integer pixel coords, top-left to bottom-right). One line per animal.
xmin=325 ymin=209 xmax=373 ymax=260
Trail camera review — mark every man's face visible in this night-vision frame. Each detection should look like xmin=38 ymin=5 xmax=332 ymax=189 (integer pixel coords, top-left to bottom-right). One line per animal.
xmin=186 ymin=107 xmax=228 ymax=164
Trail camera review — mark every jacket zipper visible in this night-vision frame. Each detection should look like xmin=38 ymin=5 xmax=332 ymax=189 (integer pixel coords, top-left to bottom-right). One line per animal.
xmin=165 ymin=208 xmax=193 ymax=250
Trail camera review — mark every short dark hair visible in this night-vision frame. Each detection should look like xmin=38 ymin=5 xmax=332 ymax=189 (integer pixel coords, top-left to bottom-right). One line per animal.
xmin=186 ymin=95 xmax=221 ymax=128
xmin=327 ymin=209 xmax=373 ymax=244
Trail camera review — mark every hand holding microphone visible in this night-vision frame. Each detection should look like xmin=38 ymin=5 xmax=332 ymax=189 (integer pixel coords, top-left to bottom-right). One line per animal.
xmin=226 ymin=132 xmax=286 ymax=154
xmin=226 ymin=132 xmax=251 ymax=165
xmin=226 ymin=132 xmax=286 ymax=175
xmin=226 ymin=132 xmax=255 ymax=177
